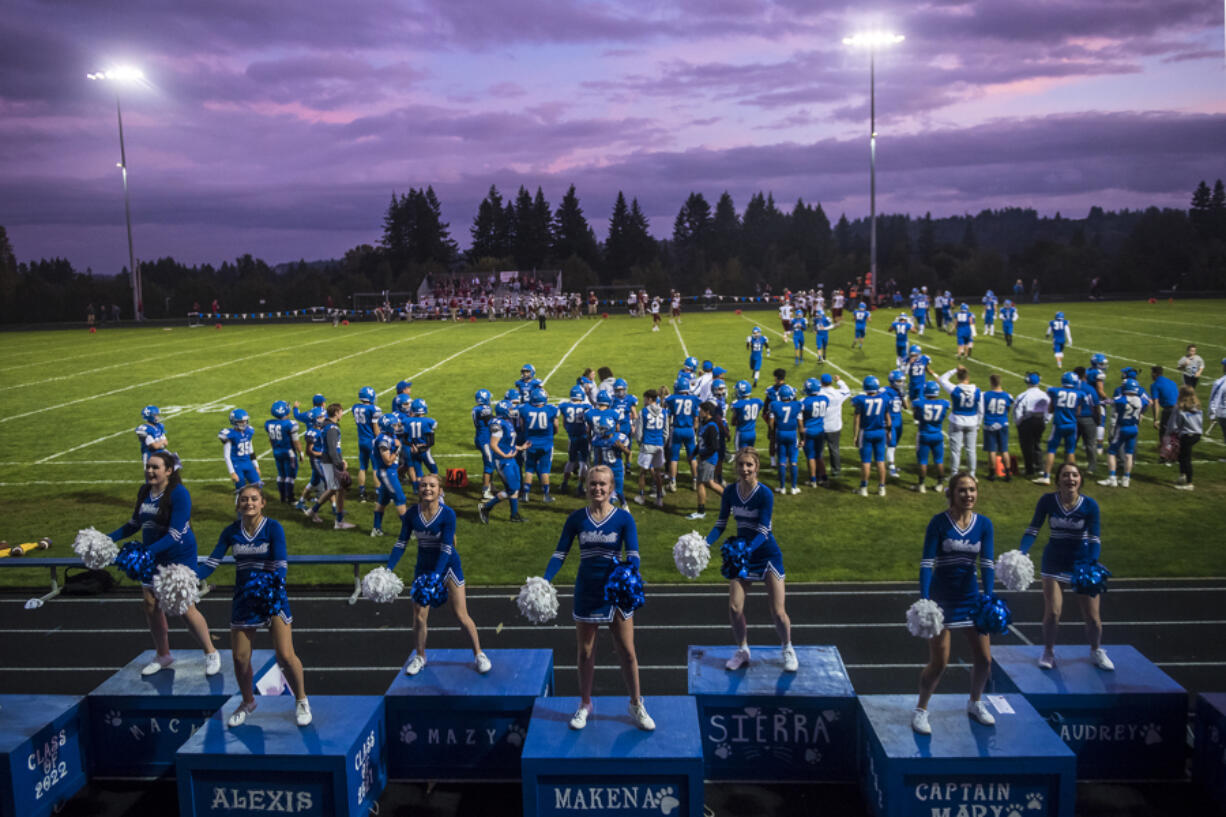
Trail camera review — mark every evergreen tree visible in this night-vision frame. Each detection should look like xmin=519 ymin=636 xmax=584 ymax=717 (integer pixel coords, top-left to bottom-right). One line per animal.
xmin=469 ymin=185 xmax=511 ymax=262
xmin=1211 ymin=179 xmax=1226 ymax=240
xmin=1190 ymin=180 xmax=1213 ymax=239
xmin=605 ymin=191 xmax=633 ymax=282
xmin=833 ymin=213 xmax=853 ymax=256
xmin=918 ymin=212 xmax=935 ymax=266
xmin=552 ymin=184 xmax=600 ymax=267
xmin=628 ymin=198 xmax=656 ymax=269
xmin=710 ymin=191 xmax=741 ymax=265
xmin=0 ymin=226 xmax=17 ymax=323
xmin=511 ymin=186 xmax=550 ymax=269
xmin=961 ymin=217 xmax=978 ymax=249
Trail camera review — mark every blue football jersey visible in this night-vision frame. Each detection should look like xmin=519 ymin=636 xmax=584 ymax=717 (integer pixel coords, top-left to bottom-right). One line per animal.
xmin=851 ymin=393 xmax=888 ymax=432
xmin=351 ymin=402 xmax=381 ymax=445
xmin=520 ymin=403 xmax=559 ymax=445
xmin=731 ymin=397 xmax=765 ymax=435
xmin=801 ymin=394 xmax=830 ymax=435
xmin=1047 ymin=386 xmax=1084 ymax=428
xmin=264 ymin=418 xmax=297 ymax=453
xmin=218 ymin=426 xmax=255 ymax=463
xmin=664 ymin=393 xmax=700 ymax=430
xmin=913 ymin=397 xmax=950 ymax=437
xmin=982 ymin=389 xmax=1014 ymax=429
xmin=560 ymin=400 xmax=593 ymax=439
xmin=135 ymin=421 xmax=166 ymax=462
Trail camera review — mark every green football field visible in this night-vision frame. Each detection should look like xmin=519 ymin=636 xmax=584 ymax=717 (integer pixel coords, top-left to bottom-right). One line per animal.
xmin=1 ymin=299 xmax=1223 ymax=588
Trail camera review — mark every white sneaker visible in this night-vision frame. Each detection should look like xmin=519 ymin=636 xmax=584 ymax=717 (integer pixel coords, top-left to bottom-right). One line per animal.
xmin=1119 ymin=476 xmax=1130 ymax=488
xmin=1174 ymin=483 xmax=1195 ymax=491
xmin=295 ymin=698 xmax=313 ymax=727
xmin=482 ymin=490 xmax=494 ymax=501
xmin=334 ymin=520 xmax=356 ymax=530
xmin=916 ymin=484 xmax=927 ymax=494
xmin=629 ymin=700 xmax=656 ymax=731
xmin=667 ymin=481 xmax=676 ymax=493
xmin=474 ymin=652 xmax=492 ymax=674
xmin=1037 ymin=653 xmax=1056 ymax=670
xmin=1092 ymin=648 xmax=1115 ymax=671
xmin=877 ymin=485 xmax=886 ymax=497
xmin=856 ymin=486 xmax=869 ymax=497
xmin=781 ymin=645 xmax=799 ymax=672
xmin=934 ymin=481 xmax=946 ymax=492
xmin=911 ymin=708 xmax=931 ymax=735
xmin=569 ymin=704 xmax=592 ymax=730
xmin=141 ymin=656 xmax=174 ymax=676
xmin=204 ymin=651 xmax=221 ymax=677
xmin=686 ymin=511 xmax=706 ymax=520
xmin=967 ymin=700 xmax=996 ymax=726
xmin=370 ymin=528 xmax=384 ymax=537
xmin=1032 ymin=476 xmax=1051 ymax=485
xmin=404 ymin=653 xmax=427 ymax=676
xmin=725 ymin=647 xmax=751 ymax=671
xmin=790 ymin=486 xmax=801 ymax=495
xmin=227 ymin=700 xmax=257 ymax=728
xmin=633 ymin=494 xmax=645 ymax=505
xmin=1097 ymin=476 xmax=1118 ymax=487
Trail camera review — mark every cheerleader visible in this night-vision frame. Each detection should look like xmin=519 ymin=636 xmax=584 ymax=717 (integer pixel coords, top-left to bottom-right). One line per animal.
xmin=107 ymin=451 xmax=219 ymax=677
xmin=1020 ymin=462 xmax=1112 ymax=671
xmin=912 ymin=473 xmax=996 ymax=735
xmin=387 ymin=473 xmax=490 ymax=676
xmin=545 ymin=465 xmax=654 ymax=731
xmin=197 ymin=485 xmax=311 ymax=727
xmin=704 ymin=448 xmax=797 ymax=673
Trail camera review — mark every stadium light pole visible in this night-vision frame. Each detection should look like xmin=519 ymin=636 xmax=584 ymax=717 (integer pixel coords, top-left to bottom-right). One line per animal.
xmin=842 ymin=32 xmax=903 ymax=306
xmin=87 ymin=67 xmax=145 ymax=321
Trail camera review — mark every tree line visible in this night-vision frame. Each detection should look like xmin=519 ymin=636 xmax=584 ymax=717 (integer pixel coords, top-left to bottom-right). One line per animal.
xmin=1 ymin=180 xmax=1223 ymax=323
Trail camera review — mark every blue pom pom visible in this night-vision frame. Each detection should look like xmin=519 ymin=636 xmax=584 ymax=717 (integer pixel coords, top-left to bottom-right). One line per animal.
xmin=237 ymin=571 xmax=288 ymax=619
xmin=720 ymin=537 xmax=750 ymax=580
xmin=113 ymin=542 xmax=156 ymax=583
xmin=972 ymin=594 xmax=1013 ymax=635
xmin=1071 ymin=560 xmax=1111 ymax=597
xmin=411 ymin=572 xmax=449 ymax=608
xmin=603 ymin=561 xmax=646 ymax=613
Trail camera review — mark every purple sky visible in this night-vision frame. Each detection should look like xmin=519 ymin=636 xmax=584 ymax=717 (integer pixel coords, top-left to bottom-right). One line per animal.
xmin=2 ymin=0 xmax=1223 ymax=274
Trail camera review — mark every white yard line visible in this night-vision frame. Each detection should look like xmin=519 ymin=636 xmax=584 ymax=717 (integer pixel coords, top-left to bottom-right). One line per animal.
xmin=672 ymin=319 xmax=689 ymax=358
xmin=541 ymin=320 xmax=604 ymax=386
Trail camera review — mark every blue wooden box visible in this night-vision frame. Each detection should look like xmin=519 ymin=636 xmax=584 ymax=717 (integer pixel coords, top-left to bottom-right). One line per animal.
xmin=687 ymin=645 xmax=857 ymax=781
xmin=990 ymin=644 xmax=1187 ymax=779
xmin=521 ymin=696 xmax=704 ymax=817
xmin=86 ymin=649 xmax=277 ymax=778
xmin=1193 ymin=693 xmax=1226 ymax=807
xmin=175 ymin=695 xmax=385 ymax=817
xmin=384 ymin=648 xmax=553 ymax=781
xmin=859 ymin=694 xmax=1076 ymax=817
xmin=0 ymin=696 xmax=88 ymax=817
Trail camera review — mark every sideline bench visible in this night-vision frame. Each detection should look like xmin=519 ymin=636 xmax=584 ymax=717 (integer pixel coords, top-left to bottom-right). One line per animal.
xmin=1 ymin=555 xmax=388 ymax=609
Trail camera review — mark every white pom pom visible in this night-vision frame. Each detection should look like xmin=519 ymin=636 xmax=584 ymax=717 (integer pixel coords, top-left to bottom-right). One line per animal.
xmin=517 ymin=576 xmax=558 ymax=624
xmin=73 ymin=527 xmax=118 ymax=570
xmin=906 ymin=598 xmax=945 ymax=639
xmin=152 ymin=564 xmax=200 ymax=616
xmin=995 ymin=550 xmax=1035 ymax=592
xmin=672 ymin=530 xmax=711 ymax=579
xmin=361 ymin=567 xmax=404 ymax=604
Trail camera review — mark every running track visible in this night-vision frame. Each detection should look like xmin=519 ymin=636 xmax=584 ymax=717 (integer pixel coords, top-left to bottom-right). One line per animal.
xmin=3 ymin=579 xmax=1223 ymax=815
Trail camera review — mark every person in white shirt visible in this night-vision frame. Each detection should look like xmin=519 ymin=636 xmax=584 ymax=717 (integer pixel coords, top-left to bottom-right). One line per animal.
xmin=779 ymin=301 xmax=793 ymax=333
xmin=819 ymin=373 xmax=851 ymax=476
xmin=1208 ymin=358 xmax=1226 ymax=452
xmin=694 ymin=361 xmax=716 ymax=402
xmin=1013 ymin=373 xmax=1050 ymax=477
xmin=1177 ymin=345 xmax=1206 ymax=388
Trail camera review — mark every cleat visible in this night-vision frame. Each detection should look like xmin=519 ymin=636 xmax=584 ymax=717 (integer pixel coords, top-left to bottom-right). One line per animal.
xmin=227 ymin=700 xmax=258 ymax=728
xmin=1032 ymin=476 xmax=1051 ymax=485
xmin=856 ymin=487 xmax=869 ymax=497
xmin=633 ymin=494 xmax=646 ymax=505
xmin=790 ymin=486 xmax=801 ymax=495
xmin=295 ymin=699 xmax=313 ymax=727
xmin=629 ymin=700 xmax=656 ymax=731
xmin=141 ymin=655 xmax=174 ymax=676
xmin=1097 ymin=477 xmax=1117 ymax=488
xmin=509 ymin=514 xmax=525 ymax=523
xmin=782 ymin=645 xmax=799 ymax=672
xmin=204 ymin=651 xmax=221 ymax=677
xmin=1037 ymin=653 xmax=1056 ymax=670
xmin=1119 ymin=476 xmax=1130 ymax=488
xmin=307 ymin=512 xmax=325 ymax=523
xmin=1092 ymin=649 xmax=1115 ymax=671
xmin=294 ymin=501 xmax=307 ymax=511
xmin=1174 ymin=483 xmax=1195 ymax=491
xmin=569 ymin=704 xmax=592 ymax=730
xmin=334 ymin=520 xmax=356 ymax=530
xmin=686 ymin=511 xmax=706 ymax=520
xmin=725 ymin=647 xmax=751 ymax=671
xmin=967 ymin=700 xmax=996 ymax=726
xmin=404 ymin=653 xmax=427 ymax=676
xmin=542 ymin=494 xmax=555 ymax=503
xmin=877 ymin=485 xmax=887 ymax=497
xmin=478 ymin=503 xmax=489 ymax=525
xmin=370 ymin=528 xmax=385 ymax=537
xmin=474 ymin=652 xmax=492 ymax=674
xmin=911 ymin=708 xmax=931 ymax=735
xmin=916 ymin=484 xmax=927 ymax=494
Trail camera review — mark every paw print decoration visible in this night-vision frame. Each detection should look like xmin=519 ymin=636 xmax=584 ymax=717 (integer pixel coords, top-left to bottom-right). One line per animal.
xmin=713 ymin=742 xmax=732 ymax=760
xmin=657 ymin=787 xmax=680 ymax=815
xmin=104 ymin=709 xmax=123 ymax=728
xmin=1143 ymin=723 xmax=1162 ymax=745
xmin=1026 ymin=792 xmax=1044 ymax=810
xmin=399 ymin=723 xmax=417 ymax=745
xmin=803 ymin=748 xmax=822 ymax=765
xmin=504 ymin=723 xmax=527 ymax=747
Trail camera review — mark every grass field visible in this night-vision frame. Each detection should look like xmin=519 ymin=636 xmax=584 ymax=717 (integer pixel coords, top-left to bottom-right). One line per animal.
xmin=1 ymin=299 xmax=1224 ymax=588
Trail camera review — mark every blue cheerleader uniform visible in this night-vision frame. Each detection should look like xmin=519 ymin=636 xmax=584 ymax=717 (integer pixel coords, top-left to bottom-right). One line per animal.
xmin=198 ymin=517 xmax=292 ymax=629
xmin=109 ymin=483 xmax=198 ymax=588
xmin=705 ymin=481 xmax=784 ymax=581
xmin=1019 ymin=493 xmax=1101 ymax=583
xmin=388 ymin=504 xmax=464 ymax=588
xmin=920 ymin=511 xmax=995 ymax=628
xmin=546 ymin=507 xmax=640 ymax=623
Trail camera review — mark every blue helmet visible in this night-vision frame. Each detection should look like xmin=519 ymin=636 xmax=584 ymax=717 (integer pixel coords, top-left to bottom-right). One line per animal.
xmin=1123 ymin=378 xmax=1141 ymax=395
xmin=596 ymin=389 xmax=612 ymax=406
xmin=494 ymin=400 xmax=513 ymax=419
xmin=1055 ymin=311 xmax=1065 ymax=320
xmin=804 ymin=377 xmax=821 ymax=395
xmin=674 ymin=376 xmax=691 ymax=394
xmin=909 ymin=344 xmax=922 ymax=356
xmin=377 ymin=414 xmax=398 ymax=434
xmin=270 ymin=400 xmax=290 ymax=419
xmin=141 ymin=405 xmax=160 ymax=422
xmin=392 ymin=393 xmax=411 ymax=414
xmin=735 ymin=380 xmax=752 ymax=397
xmin=504 ymin=388 xmax=520 ymax=402
xmin=923 ymin=381 xmax=941 ymax=397
xmin=862 ymin=375 xmax=880 ymax=393
xmin=612 ymin=377 xmax=628 ymax=396
xmin=229 ymin=408 xmax=249 ymax=427
xmin=1061 ymin=372 xmax=1078 ymax=387
xmin=529 ymin=387 xmax=548 ymax=406
xmin=778 ymin=384 xmax=796 ymax=401
xmin=569 ymin=385 xmax=586 ymax=400
xmin=396 ymin=380 xmax=412 ymax=392
xmin=888 ymin=369 xmax=904 ymax=385
xmin=308 ymin=407 xmax=325 ymax=426
xmin=959 ymin=303 xmax=969 ymax=311
xmin=358 ymin=386 xmax=376 ymax=402
xmin=1025 ymin=372 xmax=1041 ymax=386
xmin=858 ymin=302 xmax=866 ymax=309
xmin=751 ymin=325 xmax=762 ymax=336
xmin=712 ymin=380 xmax=727 ymax=396
xmin=683 ymin=356 xmax=698 ymax=372
xmin=593 ymin=415 xmax=616 ymax=435
xmin=520 ymin=363 xmax=536 ymax=378
xmin=410 ymin=398 xmax=428 ymax=416
xmin=1121 ymin=366 xmax=1138 ymax=379
xmin=474 ymin=388 xmax=492 ymax=405
xmin=1091 ymin=353 xmax=1107 ymax=368
xmin=312 ymin=393 xmax=326 ymax=407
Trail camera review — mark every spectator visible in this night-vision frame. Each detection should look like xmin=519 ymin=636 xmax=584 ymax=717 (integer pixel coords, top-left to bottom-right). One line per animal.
xmin=1149 ymin=366 xmax=1179 ymax=436
xmin=1209 ymin=358 xmax=1226 ymax=450
xmin=1166 ymin=386 xmax=1203 ymax=491
xmin=1013 ymin=373 xmax=1048 ymax=477
xmin=1177 ymin=345 xmax=1205 ymax=388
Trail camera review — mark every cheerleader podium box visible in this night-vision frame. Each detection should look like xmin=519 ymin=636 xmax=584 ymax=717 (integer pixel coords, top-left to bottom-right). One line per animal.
xmin=521 ymin=696 xmax=703 ymax=817
xmin=383 ymin=648 xmax=553 ymax=781
xmin=1193 ymin=693 xmax=1226 ymax=807
xmin=86 ymin=649 xmax=279 ymax=778
xmin=989 ymin=644 xmax=1186 ymax=779
xmin=0 ymin=695 xmax=88 ymax=817
xmin=687 ymin=644 xmax=857 ymax=781
xmin=858 ymin=694 xmax=1076 ymax=817
xmin=175 ymin=695 xmax=385 ymax=817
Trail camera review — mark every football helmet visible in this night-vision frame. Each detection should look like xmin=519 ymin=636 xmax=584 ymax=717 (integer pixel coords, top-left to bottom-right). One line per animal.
xmin=409 ymin=398 xmax=428 ymax=416
xmin=1061 ymin=372 xmax=1078 ymax=387
xmin=923 ymin=381 xmax=941 ymax=398
xmin=474 ymin=388 xmax=492 ymax=405
xmin=673 ymin=376 xmax=691 ymax=394
xmin=141 ymin=405 xmax=160 ymax=422
xmin=529 ymin=388 xmax=548 ymax=406
xmin=229 ymin=408 xmax=249 ymax=428
xmin=778 ymin=384 xmax=796 ymax=401
xmin=804 ymin=377 xmax=821 ymax=395
xmin=358 ymin=386 xmax=376 ymax=402
xmin=377 ymin=415 xmax=398 ymax=434
xmin=735 ymin=380 xmax=752 ymax=398
xmin=909 ymin=344 xmax=922 ymax=356
xmin=270 ymin=400 xmax=290 ymax=419
xmin=596 ymin=390 xmax=612 ymax=406
xmin=569 ymin=385 xmax=586 ymax=400
xmin=862 ymin=376 xmax=880 ymax=393
xmin=612 ymin=378 xmax=628 ymax=396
